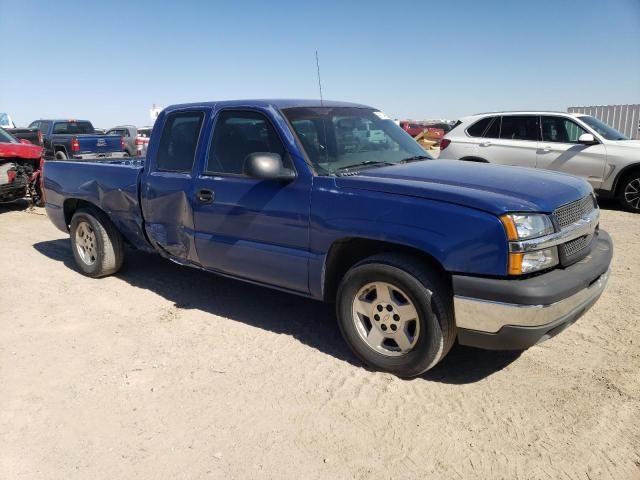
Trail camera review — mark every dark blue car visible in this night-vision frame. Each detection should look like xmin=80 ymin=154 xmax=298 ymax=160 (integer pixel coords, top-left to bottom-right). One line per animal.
xmin=42 ymin=100 xmax=612 ymax=377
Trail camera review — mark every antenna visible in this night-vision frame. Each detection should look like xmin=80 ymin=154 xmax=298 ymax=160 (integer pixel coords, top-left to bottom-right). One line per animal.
xmin=315 ymin=50 xmax=324 ymax=106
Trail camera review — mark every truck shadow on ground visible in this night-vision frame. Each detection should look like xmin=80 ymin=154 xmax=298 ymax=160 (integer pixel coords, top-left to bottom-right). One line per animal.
xmin=33 ymin=238 xmax=521 ymax=385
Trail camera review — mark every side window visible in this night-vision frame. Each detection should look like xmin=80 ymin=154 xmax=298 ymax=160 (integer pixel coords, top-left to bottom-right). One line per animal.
xmin=39 ymin=121 xmax=50 ymax=133
xmin=484 ymin=116 xmax=501 ymax=138
xmin=207 ymin=110 xmax=287 ymax=175
xmin=156 ymin=111 xmax=204 ymax=172
xmin=541 ymin=116 xmax=587 ymax=143
xmin=29 ymin=121 xmax=40 ymax=130
xmin=466 ymin=117 xmax=492 ymax=137
xmin=499 ymin=115 xmax=540 ymax=141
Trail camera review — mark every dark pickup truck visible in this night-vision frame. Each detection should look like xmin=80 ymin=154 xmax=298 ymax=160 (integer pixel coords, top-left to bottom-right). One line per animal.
xmin=43 ymin=99 xmax=612 ymax=377
xmin=30 ymin=119 xmax=124 ymax=160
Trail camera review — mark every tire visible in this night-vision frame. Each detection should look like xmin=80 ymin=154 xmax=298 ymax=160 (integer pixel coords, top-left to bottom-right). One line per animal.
xmin=55 ymin=151 xmax=67 ymax=160
xmin=336 ymin=253 xmax=456 ymax=378
xmin=69 ymin=208 xmax=124 ymax=277
xmin=618 ymin=172 xmax=640 ymax=212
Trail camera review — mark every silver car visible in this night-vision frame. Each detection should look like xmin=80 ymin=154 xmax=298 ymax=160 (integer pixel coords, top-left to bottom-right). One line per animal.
xmin=442 ymin=111 xmax=640 ymax=212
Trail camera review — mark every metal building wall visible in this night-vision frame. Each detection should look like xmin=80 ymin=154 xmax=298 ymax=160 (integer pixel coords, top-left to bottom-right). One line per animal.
xmin=568 ymin=104 xmax=640 ymax=139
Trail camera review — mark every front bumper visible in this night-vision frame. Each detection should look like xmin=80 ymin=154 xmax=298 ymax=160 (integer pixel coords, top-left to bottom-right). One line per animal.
xmin=453 ymin=230 xmax=612 ymax=350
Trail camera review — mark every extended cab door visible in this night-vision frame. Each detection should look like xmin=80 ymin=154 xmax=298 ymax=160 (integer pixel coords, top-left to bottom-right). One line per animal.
xmin=537 ymin=115 xmax=607 ymax=189
xmin=140 ymin=109 xmax=207 ymax=262
xmin=190 ymin=108 xmax=311 ymax=293
xmin=477 ymin=115 xmax=539 ymax=168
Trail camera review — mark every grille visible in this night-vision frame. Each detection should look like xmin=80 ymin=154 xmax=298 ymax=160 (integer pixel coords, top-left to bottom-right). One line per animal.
xmin=553 ymin=195 xmax=595 ymax=229
xmin=561 ymin=235 xmax=591 ymax=258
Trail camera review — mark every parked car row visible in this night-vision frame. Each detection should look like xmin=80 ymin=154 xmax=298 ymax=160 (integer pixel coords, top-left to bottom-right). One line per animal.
xmin=1 ymin=113 xmax=155 ymax=205
xmin=441 ymin=111 xmax=640 ymax=212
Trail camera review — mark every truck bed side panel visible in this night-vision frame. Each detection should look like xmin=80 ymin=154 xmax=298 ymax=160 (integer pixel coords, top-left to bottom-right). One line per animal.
xmin=43 ymin=159 xmax=152 ymax=251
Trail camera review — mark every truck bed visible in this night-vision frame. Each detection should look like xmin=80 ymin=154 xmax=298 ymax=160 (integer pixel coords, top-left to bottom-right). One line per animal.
xmin=43 ymin=158 xmax=151 ymax=250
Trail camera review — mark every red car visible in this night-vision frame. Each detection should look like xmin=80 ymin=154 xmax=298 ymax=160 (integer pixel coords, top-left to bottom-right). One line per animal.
xmin=399 ymin=121 xmax=445 ymax=140
xmin=0 ymin=127 xmax=44 ymax=204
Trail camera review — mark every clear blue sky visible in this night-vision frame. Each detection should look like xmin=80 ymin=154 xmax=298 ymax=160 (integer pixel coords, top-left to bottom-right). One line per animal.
xmin=2 ymin=0 xmax=639 ymax=127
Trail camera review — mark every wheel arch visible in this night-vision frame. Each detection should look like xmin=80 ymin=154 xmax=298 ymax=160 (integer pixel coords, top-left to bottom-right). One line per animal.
xmin=63 ymin=198 xmax=109 ymax=230
xmin=53 ymin=144 xmax=68 ymax=156
xmin=612 ymin=163 xmax=640 ymax=196
xmin=322 ymin=237 xmax=449 ymax=302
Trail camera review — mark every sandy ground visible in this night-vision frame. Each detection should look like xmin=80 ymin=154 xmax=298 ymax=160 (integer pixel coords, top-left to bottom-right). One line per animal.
xmin=0 ymin=200 xmax=638 ymax=480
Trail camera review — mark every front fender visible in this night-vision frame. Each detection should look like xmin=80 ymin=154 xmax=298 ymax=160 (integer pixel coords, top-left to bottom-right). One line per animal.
xmin=309 ymin=179 xmax=508 ymax=297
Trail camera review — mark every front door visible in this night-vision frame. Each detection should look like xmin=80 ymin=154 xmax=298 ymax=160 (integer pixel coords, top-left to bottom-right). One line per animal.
xmin=537 ymin=115 xmax=607 ymax=189
xmin=191 ymin=109 xmax=311 ymax=293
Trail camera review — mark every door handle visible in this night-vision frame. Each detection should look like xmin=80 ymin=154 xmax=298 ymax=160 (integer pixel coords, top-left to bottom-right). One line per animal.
xmin=540 ymin=145 xmax=552 ymax=152
xmin=479 ymin=141 xmax=491 ymax=147
xmin=197 ymin=189 xmax=214 ymax=203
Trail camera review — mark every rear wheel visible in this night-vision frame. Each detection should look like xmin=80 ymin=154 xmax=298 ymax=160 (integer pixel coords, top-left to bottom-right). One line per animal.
xmin=336 ymin=253 xmax=456 ymax=377
xmin=619 ymin=173 xmax=640 ymax=212
xmin=55 ymin=151 xmax=67 ymax=160
xmin=70 ymin=208 xmax=124 ymax=277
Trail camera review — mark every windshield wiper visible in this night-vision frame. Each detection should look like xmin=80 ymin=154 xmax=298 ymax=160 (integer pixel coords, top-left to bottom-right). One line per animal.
xmin=399 ymin=155 xmax=431 ymax=163
xmin=333 ymin=160 xmax=395 ymax=174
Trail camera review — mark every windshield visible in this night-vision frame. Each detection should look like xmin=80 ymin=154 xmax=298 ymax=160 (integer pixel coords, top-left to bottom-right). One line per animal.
xmin=579 ymin=115 xmax=628 ymax=140
xmin=0 ymin=127 xmax=18 ymax=144
xmin=282 ymin=107 xmax=431 ymax=175
xmin=0 ymin=113 xmax=14 ymax=128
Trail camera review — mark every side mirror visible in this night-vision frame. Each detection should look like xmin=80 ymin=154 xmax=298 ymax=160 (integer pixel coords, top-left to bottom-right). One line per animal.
xmin=243 ymin=152 xmax=296 ymax=181
xmin=20 ymin=138 xmax=32 ymax=145
xmin=578 ymin=133 xmax=597 ymax=145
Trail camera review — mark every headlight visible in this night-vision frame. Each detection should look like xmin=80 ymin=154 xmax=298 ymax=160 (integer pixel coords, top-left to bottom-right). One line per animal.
xmin=500 ymin=213 xmax=558 ymax=275
xmin=500 ymin=213 xmax=554 ymax=240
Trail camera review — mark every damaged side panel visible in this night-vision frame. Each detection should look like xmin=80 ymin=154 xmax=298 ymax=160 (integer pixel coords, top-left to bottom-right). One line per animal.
xmin=43 ymin=159 xmax=154 ymax=252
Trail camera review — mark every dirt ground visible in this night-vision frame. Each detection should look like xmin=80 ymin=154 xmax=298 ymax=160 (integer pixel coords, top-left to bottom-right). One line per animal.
xmin=1 ymin=201 xmax=638 ymax=480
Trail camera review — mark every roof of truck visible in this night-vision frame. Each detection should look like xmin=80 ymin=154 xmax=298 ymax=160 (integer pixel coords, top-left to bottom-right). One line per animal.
xmin=163 ymin=99 xmax=374 ymax=111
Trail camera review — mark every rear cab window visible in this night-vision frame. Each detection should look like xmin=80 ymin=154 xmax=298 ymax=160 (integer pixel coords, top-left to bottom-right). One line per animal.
xmin=52 ymin=121 xmax=95 ymax=135
xmin=155 ymin=111 xmax=205 ymax=172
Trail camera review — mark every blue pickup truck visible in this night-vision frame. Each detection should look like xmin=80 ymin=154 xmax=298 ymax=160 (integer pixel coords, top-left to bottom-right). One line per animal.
xmin=29 ymin=119 xmax=123 ymax=160
xmin=43 ymin=100 xmax=612 ymax=377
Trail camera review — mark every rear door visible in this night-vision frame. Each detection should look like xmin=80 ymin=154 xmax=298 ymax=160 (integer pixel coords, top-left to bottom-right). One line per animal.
xmin=140 ymin=109 xmax=206 ymax=262
xmin=537 ymin=115 xmax=607 ymax=188
xmin=477 ymin=115 xmax=539 ymax=167
xmin=191 ymin=108 xmax=311 ymax=293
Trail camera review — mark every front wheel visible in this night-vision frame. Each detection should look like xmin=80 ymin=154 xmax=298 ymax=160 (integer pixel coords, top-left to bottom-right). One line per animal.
xmin=619 ymin=173 xmax=640 ymax=212
xmin=336 ymin=254 xmax=456 ymax=378
xmin=70 ymin=208 xmax=124 ymax=277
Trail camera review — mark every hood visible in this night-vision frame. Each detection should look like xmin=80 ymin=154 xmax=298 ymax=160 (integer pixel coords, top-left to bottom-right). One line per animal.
xmin=335 ymin=160 xmax=592 ymax=216
xmin=0 ymin=141 xmax=43 ymax=160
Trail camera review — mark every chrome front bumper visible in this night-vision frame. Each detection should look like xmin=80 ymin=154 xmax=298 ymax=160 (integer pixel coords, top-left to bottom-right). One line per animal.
xmin=452 ymin=229 xmax=612 ymax=350
xmin=454 ymin=268 xmax=609 ymax=333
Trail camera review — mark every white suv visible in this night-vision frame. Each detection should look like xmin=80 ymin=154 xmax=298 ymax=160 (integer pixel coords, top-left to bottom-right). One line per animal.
xmin=441 ymin=111 xmax=640 ymax=212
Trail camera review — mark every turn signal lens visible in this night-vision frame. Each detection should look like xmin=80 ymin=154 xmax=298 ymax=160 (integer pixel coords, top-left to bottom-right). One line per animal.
xmin=500 ymin=215 xmax=519 ymax=241
xmin=508 ymin=247 xmax=559 ymax=275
